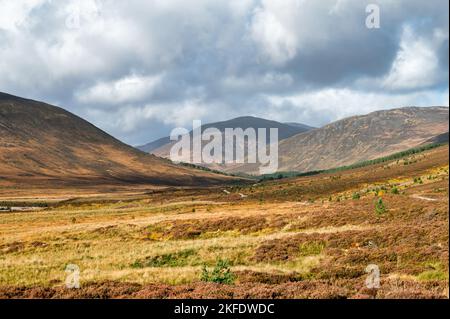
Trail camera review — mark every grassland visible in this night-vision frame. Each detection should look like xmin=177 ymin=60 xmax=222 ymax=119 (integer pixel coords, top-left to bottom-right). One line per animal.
xmin=0 ymin=145 xmax=448 ymax=299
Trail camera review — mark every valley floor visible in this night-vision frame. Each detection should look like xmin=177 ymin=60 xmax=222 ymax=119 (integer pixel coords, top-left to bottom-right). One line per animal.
xmin=0 ymin=146 xmax=448 ymax=299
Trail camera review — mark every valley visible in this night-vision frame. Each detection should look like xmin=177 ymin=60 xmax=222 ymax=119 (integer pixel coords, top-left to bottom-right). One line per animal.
xmin=0 ymin=144 xmax=448 ymax=298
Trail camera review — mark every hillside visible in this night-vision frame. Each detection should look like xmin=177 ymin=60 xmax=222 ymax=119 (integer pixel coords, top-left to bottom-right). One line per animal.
xmin=231 ymin=107 xmax=449 ymax=174
xmin=0 ymin=92 xmax=236 ymax=187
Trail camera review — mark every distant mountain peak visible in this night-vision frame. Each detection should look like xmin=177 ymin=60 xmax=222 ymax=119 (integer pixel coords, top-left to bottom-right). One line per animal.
xmin=137 ymin=116 xmax=314 ymax=153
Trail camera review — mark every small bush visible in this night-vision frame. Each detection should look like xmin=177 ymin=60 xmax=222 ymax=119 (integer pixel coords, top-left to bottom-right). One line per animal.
xmin=391 ymin=187 xmax=399 ymax=194
xmin=201 ymin=259 xmax=235 ymax=284
xmin=352 ymin=192 xmax=360 ymax=200
xmin=374 ymin=198 xmax=386 ymax=215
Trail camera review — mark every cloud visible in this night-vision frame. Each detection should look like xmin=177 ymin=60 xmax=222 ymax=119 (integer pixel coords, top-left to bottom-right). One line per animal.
xmin=383 ymin=25 xmax=448 ymax=90
xmin=76 ymin=74 xmax=163 ymax=105
xmin=0 ymin=0 xmax=448 ymax=145
xmin=250 ymin=1 xmax=300 ymax=65
xmin=263 ymin=88 xmax=450 ymax=127
xmin=0 ymin=0 xmax=46 ymax=31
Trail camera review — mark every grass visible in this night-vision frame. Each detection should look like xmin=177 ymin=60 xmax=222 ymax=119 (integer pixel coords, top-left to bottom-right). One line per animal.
xmin=131 ymin=249 xmax=198 ymax=268
xmin=298 ymin=242 xmax=325 ymax=256
xmin=0 ymin=144 xmax=448 ymax=298
xmin=417 ymin=262 xmax=448 ymax=281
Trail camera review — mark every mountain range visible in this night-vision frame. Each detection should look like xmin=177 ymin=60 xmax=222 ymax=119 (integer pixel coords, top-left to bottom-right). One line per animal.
xmin=137 ymin=117 xmax=314 ymax=153
xmin=1 ymin=92 xmax=448 ymax=183
xmin=232 ymin=106 xmax=449 ymax=174
xmin=141 ymin=106 xmax=449 ymax=175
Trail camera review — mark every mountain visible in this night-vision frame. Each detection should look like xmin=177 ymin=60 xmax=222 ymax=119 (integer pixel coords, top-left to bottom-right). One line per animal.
xmin=0 ymin=92 xmax=236 ymax=187
xmin=138 ymin=136 xmax=173 ymax=153
xmin=232 ymin=106 xmax=449 ymax=174
xmin=284 ymin=122 xmax=316 ymax=131
xmin=138 ymin=116 xmax=313 ymax=154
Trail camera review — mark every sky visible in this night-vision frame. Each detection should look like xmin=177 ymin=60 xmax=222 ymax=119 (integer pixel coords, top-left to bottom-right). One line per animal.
xmin=0 ymin=0 xmax=448 ymax=145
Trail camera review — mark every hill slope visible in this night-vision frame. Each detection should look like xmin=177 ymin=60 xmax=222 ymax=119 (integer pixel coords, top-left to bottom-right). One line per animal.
xmin=229 ymin=106 xmax=449 ymax=174
xmin=0 ymin=92 xmax=235 ymax=187
xmin=277 ymin=106 xmax=449 ymax=172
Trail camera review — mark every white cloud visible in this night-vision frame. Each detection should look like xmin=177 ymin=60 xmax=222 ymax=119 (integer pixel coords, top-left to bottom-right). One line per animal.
xmin=250 ymin=1 xmax=300 ymax=65
xmin=0 ymin=0 xmax=46 ymax=31
xmin=248 ymin=0 xmax=365 ymax=65
xmin=264 ymin=88 xmax=449 ymax=126
xmin=105 ymin=99 xmax=210 ymax=133
xmin=383 ymin=25 xmax=447 ymax=90
xmin=76 ymin=74 xmax=163 ymax=105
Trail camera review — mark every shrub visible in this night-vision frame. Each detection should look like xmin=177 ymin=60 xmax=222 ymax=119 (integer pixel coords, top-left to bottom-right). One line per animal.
xmin=352 ymin=192 xmax=360 ymax=200
xmin=201 ymin=259 xmax=235 ymax=284
xmin=391 ymin=187 xmax=399 ymax=194
xmin=374 ymin=198 xmax=386 ymax=215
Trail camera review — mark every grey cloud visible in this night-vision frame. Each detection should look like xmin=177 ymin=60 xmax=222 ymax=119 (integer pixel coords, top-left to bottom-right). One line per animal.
xmin=0 ymin=0 xmax=448 ymax=145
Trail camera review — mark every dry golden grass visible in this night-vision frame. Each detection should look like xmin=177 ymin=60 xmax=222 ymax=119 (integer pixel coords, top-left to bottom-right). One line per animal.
xmin=0 ymin=145 xmax=448 ymax=298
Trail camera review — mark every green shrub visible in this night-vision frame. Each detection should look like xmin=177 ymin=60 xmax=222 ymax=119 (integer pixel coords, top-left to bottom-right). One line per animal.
xmin=391 ymin=187 xmax=399 ymax=194
xmin=374 ymin=198 xmax=386 ymax=215
xmin=352 ymin=192 xmax=360 ymax=200
xmin=201 ymin=259 xmax=235 ymax=284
